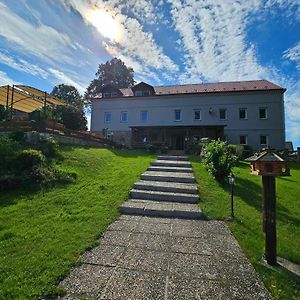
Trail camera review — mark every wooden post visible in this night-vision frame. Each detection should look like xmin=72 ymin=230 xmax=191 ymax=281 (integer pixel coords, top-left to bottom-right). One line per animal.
xmin=262 ymin=176 xmax=277 ymax=265
xmin=10 ymin=85 xmax=15 ymax=120
xmin=6 ymin=85 xmax=10 ymax=121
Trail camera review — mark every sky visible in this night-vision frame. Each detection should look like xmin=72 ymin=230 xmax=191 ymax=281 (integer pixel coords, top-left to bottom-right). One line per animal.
xmin=0 ymin=0 xmax=299 ymax=146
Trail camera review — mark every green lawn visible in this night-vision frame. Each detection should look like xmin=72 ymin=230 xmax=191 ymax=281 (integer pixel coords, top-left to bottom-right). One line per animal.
xmin=0 ymin=146 xmax=154 ymax=299
xmin=191 ymin=157 xmax=300 ymax=300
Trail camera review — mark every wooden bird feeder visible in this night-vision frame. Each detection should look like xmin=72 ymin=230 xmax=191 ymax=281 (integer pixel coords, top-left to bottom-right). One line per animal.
xmin=247 ymin=148 xmax=290 ymax=177
xmin=246 ymin=148 xmax=290 ymax=265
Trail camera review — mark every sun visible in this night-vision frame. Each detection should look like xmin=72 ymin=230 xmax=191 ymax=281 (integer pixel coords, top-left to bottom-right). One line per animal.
xmin=86 ymin=9 xmax=121 ymax=42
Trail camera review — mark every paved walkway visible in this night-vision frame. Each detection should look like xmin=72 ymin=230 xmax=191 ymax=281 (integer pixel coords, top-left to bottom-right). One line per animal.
xmin=59 ymin=155 xmax=272 ymax=299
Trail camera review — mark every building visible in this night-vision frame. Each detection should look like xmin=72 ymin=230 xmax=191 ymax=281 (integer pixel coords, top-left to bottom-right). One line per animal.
xmin=90 ymin=80 xmax=286 ymax=150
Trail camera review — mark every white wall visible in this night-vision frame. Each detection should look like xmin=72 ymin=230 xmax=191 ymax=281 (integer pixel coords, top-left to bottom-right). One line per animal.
xmin=91 ymin=90 xmax=285 ymax=150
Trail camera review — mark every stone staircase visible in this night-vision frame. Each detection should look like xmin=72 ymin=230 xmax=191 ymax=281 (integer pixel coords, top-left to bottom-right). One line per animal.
xmin=120 ymin=155 xmax=202 ymax=219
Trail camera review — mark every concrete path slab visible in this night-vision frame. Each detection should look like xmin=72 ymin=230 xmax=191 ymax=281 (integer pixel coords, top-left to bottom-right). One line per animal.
xmin=148 ymin=165 xmax=193 ymax=173
xmin=59 ymin=216 xmax=272 ymax=300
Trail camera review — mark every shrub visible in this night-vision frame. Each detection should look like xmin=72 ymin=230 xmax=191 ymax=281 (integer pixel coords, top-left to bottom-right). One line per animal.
xmin=0 ymin=174 xmax=21 ymax=191
xmin=8 ymin=130 xmax=26 ymax=143
xmin=17 ymin=149 xmax=45 ymax=171
xmin=203 ymin=139 xmax=237 ymax=181
xmin=146 ymin=144 xmax=157 ymax=154
xmin=227 ymin=144 xmax=244 ymax=160
xmin=37 ymin=137 xmax=59 ymax=158
xmin=0 ymin=136 xmax=20 ymax=173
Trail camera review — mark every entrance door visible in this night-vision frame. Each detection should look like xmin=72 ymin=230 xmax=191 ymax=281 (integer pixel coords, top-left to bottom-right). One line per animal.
xmin=172 ymin=135 xmax=184 ymax=150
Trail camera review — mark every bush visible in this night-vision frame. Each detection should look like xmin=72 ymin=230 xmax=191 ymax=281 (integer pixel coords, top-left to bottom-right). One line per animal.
xmin=37 ymin=137 xmax=59 ymax=158
xmin=0 ymin=174 xmax=21 ymax=191
xmin=146 ymin=144 xmax=157 ymax=154
xmin=203 ymin=139 xmax=237 ymax=181
xmin=8 ymin=131 xmax=26 ymax=143
xmin=227 ymin=144 xmax=244 ymax=160
xmin=17 ymin=149 xmax=45 ymax=171
xmin=0 ymin=136 xmax=20 ymax=173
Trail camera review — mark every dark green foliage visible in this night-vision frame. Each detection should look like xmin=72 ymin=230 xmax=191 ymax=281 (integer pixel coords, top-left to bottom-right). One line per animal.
xmin=51 ymin=84 xmax=84 ymax=109
xmin=0 ymin=104 xmax=7 ymax=121
xmin=203 ymin=139 xmax=237 ymax=181
xmin=146 ymin=144 xmax=157 ymax=154
xmin=50 ymin=84 xmax=87 ymax=131
xmin=0 ymin=136 xmax=75 ymax=191
xmin=85 ymin=58 xmax=135 ymax=106
xmin=37 ymin=137 xmax=60 ymax=158
xmin=16 ymin=149 xmax=45 ymax=171
xmin=8 ymin=130 xmax=26 ymax=143
xmin=0 ymin=136 xmax=20 ymax=172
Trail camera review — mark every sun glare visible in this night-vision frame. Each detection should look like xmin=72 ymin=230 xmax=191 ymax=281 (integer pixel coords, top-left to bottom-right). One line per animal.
xmin=86 ymin=9 xmax=120 ymax=42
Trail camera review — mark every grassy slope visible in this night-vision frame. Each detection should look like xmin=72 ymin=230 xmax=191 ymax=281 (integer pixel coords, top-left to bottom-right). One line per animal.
xmin=191 ymin=157 xmax=300 ymax=300
xmin=0 ymin=146 xmax=154 ymax=299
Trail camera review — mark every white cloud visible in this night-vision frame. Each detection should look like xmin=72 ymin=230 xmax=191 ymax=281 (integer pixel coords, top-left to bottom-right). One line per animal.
xmin=283 ymin=42 xmax=300 ymax=70
xmin=64 ymin=0 xmax=178 ymax=76
xmin=0 ymin=70 xmax=18 ymax=86
xmin=0 ymin=51 xmax=48 ymax=79
xmin=48 ymin=68 xmax=86 ymax=94
xmin=168 ymin=0 xmax=269 ymax=83
xmin=0 ymin=2 xmax=83 ymax=66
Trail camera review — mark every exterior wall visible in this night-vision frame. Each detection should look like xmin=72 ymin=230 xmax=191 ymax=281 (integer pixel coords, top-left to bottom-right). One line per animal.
xmin=91 ymin=90 xmax=285 ymax=150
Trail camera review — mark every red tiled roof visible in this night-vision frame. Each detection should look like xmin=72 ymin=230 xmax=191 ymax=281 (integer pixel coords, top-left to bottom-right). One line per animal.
xmin=93 ymin=80 xmax=285 ymax=99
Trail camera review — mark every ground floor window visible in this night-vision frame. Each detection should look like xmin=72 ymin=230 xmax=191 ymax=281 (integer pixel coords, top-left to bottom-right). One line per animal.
xmin=140 ymin=110 xmax=148 ymax=122
xmin=194 ymin=109 xmax=201 ymax=120
xmin=104 ymin=112 xmax=111 ymax=123
xmin=120 ymin=111 xmax=128 ymax=122
xmin=260 ymin=135 xmax=268 ymax=145
xmin=219 ymin=108 xmax=227 ymax=120
xmin=239 ymin=135 xmax=247 ymax=145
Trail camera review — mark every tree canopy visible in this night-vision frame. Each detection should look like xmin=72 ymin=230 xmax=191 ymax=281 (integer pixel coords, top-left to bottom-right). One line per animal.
xmin=50 ymin=84 xmax=87 ymax=131
xmin=85 ymin=58 xmax=135 ymax=100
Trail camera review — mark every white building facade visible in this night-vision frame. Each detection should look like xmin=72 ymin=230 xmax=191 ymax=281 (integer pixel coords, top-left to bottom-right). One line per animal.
xmin=91 ymin=80 xmax=286 ymax=150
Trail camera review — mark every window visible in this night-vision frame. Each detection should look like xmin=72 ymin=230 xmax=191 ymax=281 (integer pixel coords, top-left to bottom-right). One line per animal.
xmin=103 ymin=92 xmax=118 ymax=98
xmin=104 ymin=112 xmax=111 ymax=123
xmin=219 ymin=108 xmax=227 ymax=120
xmin=175 ymin=109 xmax=181 ymax=121
xmin=140 ymin=110 xmax=148 ymax=122
xmin=120 ymin=111 xmax=128 ymax=123
xmin=135 ymin=90 xmax=143 ymax=96
xmin=260 ymin=135 xmax=268 ymax=145
xmin=239 ymin=108 xmax=247 ymax=119
xmin=259 ymin=107 xmax=267 ymax=119
xmin=239 ymin=135 xmax=247 ymax=145
xmin=194 ymin=109 xmax=201 ymax=120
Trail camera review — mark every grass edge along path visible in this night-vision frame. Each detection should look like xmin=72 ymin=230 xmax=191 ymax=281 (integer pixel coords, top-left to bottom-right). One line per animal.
xmin=0 ymin=146 xmax=155 ymax=299
xmin=190 ymin=156 xmax=300 ymax=300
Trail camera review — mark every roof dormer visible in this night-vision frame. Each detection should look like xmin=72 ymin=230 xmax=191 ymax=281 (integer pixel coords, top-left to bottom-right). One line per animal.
xmin=100 ymin=84 xmax=123 ymax=98
xmin=131 ymin=82 xmax=155 ymax=97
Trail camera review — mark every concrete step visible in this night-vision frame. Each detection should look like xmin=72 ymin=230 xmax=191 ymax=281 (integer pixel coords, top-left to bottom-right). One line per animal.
xmin=141 ymin=171 xmax=195 ymax=183
xmin=130 ymin=189 xmax=199 ymax=204
xmin=148 ymin=166 xmax=192 ymax=173
xmin=152 ymin=160 xmax=191 ymax=168
xmin=133 ymin=180 xmax=198 ymax=194
xmin=120 ymin=199 xmax=202 ymax=220
xmin=157 ymin=155 xmax=188 ymax=161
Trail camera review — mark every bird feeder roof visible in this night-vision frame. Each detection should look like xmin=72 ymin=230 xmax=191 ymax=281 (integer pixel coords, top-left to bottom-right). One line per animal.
xmin=245 ymin=149 xmax=285 ymax=162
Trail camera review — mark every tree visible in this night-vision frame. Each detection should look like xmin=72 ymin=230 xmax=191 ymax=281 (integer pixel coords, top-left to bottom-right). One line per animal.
xmin=85 ymin=57 xmax=135 ymax=100
xmin=50 ymin=84 xmax=87 ymax=131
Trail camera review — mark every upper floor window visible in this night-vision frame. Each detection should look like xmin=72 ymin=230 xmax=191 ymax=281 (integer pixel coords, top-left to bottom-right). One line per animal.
xmin=219 ymin=108 xmax=227 ymax=120
xmin=140 ymin=110 xmax=148 ymax=122
xmin=239 ymin=135 xmax=247 ymax=145
xmin=260 ymin=135 xmax=268 ymax=145
xmin=103 ymin=92 xmax=118 ymax=98
xmin=104 ymin=112 xmax=111 ymax=123
xmin=194 ymin=109 xmax=201 ymax=120
xmin=239 ymin=108 xmax=247 ymax=119
xmin=259 ymin=107 xmax=267 ymax=119
xmin=175 ymin=109 xmax=181 ymax=121
xmin=134 ymin=90 xmax=151 ymax=96
xmin=120 ymin=111 xmax=128 ymax=123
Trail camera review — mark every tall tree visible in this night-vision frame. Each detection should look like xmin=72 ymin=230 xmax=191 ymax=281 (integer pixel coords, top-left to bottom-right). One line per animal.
xmin=51 ymin=84 xmax=87 ymax=131
xmin=85 ymin=57 xmax=135 ymax=100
